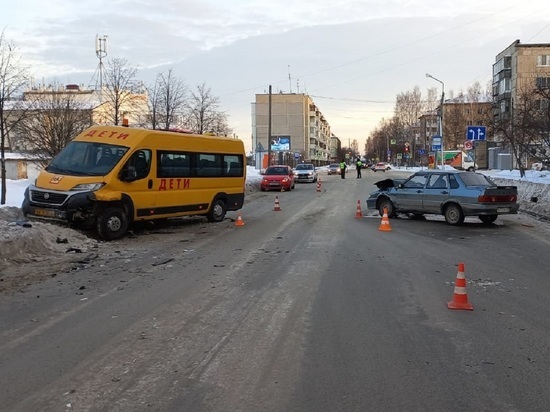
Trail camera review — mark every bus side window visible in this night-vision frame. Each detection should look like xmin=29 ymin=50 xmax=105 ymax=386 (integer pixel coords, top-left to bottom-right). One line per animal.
xmin=125 ymin=150 xmax=151 ymax=180
xmin=227 ymin=162 xmax=242 ymax=176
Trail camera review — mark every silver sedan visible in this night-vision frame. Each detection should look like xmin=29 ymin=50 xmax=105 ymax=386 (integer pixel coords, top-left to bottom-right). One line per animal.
xmin=366 ymin=170 xmax=519 ymax=225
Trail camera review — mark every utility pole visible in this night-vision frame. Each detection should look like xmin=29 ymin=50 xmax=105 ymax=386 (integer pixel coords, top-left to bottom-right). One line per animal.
xmin=426 ymin=73 xmax=445 ymax=168
xmin=267 ymin=85 xmax=272 ymax=168
xmin=288 ymin=65 xmax=292 ymax=93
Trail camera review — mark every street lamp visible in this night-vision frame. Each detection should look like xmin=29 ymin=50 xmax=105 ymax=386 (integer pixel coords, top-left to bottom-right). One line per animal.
xmin=426 ymin=73 xmax=445 ymax=169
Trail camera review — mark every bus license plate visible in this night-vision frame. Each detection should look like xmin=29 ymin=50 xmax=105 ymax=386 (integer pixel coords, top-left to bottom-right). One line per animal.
xmin=34 ymin=208 xmax=56 ymax=217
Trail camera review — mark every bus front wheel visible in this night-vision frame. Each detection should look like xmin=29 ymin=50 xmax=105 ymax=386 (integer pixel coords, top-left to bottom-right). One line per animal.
xmin=97 ymin=207 xmax=129 ymax=240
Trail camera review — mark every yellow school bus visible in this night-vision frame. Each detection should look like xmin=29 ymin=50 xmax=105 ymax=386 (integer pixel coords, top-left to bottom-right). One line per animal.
xmin=22 ymin=126 xmax=246 ymax=240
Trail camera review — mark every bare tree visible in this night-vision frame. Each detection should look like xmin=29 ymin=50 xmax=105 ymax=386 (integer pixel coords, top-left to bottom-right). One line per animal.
xmin=184 ymin=83 xmax=231 ymax=135
xmin=494 ymin=90 xmax=539 ymax=176
xmin=493 ymin=76 xmax=550 ymax=176
xmin=16 ymin=85 xmax=93 ymax=167
xmin=0 ymin=31 xmax=30 ymax=204
xmin=366 ymin=117 xmax=400 ymax=162
xmin=208 ymin=112 xmax=232 ymax=137
xmin=444 ymin=102 xmax=467 ymax=149
xmin=394 ymin=86 xmax=424 ymax=129
xmin=147 ymin=69 xmax=188 ymax=130
xmin=528 ymin=78 xmax=550 ymax=166
xmin=100 ymin=58 xmax=139 ymax=125
xmin=351 ymin=138 xmax=359 ymax=157
xmin=394 ymin=86 xmax=425 ymax=164
xmin=425 ymin=87 xmax=439 ymax=112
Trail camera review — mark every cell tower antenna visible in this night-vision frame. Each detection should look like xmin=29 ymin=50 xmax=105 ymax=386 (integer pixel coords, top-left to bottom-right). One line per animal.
xmin=296 ymin=79 xmax=300 ymax=93
xmin=89 ymin=34 xmax=108 ymax=91
xmin=288 ymin=65 xmax=292 ymax=93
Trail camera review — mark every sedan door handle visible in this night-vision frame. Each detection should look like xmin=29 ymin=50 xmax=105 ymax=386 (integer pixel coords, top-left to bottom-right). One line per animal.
xmin=441 ymin=190 xmax=449 ymax=194
xmin=416 ymin=190 xmax=423 ymax=193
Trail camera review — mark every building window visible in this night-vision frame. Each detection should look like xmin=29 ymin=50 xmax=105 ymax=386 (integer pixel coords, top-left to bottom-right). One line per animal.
xmin=536 ymin=77 xmax=550 ymax=89
xmin=499 ymin=78 xmax=511 ymax=94
xmin=537 ymin=55 xmax=550 ymax=66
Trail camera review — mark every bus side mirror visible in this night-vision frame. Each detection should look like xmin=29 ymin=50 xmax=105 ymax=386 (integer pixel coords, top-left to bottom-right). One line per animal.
xmin=120 ymin=166 xmax=137 ymax=182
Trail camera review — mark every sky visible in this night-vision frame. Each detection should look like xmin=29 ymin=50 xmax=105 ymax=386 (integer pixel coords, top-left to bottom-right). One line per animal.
xmin=2 ymin=0 xmax=550 ymax=153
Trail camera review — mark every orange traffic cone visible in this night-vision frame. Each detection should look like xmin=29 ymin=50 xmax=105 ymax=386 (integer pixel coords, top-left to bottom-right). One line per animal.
xmin=447 ymin=263 xmax=473 ymax=310
xmin=273 ymin=196 xmax=282 ymax=211
xmin=355 ymin=200 xmax=363 ymax=219
xmin=378 ymin=207 xmax=392 ymax=231
xmin=235 ymin=213 xmax=245 ymax=226
xmin=317 ymin=178 xmax=322 ymax=192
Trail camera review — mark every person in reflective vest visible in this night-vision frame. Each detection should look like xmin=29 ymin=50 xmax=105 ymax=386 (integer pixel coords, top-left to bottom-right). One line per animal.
xmin=339 ymin=159 xmax=347 ymax=179
xmin=356 ymin=159 xmax=362 ymax=178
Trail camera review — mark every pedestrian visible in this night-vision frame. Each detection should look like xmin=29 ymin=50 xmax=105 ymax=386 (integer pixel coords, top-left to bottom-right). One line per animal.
xmin=356 ymin=158 xmax=362 ymax=178
xmin=339 ymin=159 xmax=347 ymax=179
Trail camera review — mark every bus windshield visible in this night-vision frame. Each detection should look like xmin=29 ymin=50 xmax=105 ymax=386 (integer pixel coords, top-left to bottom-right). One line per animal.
xmin=46 ymin=141 xmax=130 ymax=176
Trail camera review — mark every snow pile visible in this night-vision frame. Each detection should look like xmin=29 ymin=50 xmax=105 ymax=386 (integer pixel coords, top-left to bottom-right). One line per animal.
xmin=491 ymin=178 xmax=550 ymax=219
xmin=0 ymin=207 xmax=97 ymax=269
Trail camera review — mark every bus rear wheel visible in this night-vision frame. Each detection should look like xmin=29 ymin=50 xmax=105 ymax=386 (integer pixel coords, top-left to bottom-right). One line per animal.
xmin=207 ymin=198 xmax=227 ymax=222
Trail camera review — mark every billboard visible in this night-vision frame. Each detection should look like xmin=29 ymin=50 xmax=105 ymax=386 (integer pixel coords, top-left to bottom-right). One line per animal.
xmin=271 ymin=135 xmax=291 ymax=151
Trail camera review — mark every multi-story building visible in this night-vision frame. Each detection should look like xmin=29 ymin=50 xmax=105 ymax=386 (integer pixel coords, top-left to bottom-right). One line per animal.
xmin=330 ymin=134 xmax=342 ymax=161
xmin=492 ymin=39 xmax=550 ymax=167
xmin=7 ymin=83 xmax=149 ymax=151
xmin=442 ymin=94 xmax=493 ymax=149
xmin=493 ymin=39 xmax=550 ymax=123
xmin=252 ymin=93 xmax=334 ymax=168
xmin=418 ymin=111 xmax=439 ymax=152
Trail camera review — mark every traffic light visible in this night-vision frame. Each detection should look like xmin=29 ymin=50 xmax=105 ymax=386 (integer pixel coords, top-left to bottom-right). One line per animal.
xmin=405 ymin=146 xmax=409 ymax=152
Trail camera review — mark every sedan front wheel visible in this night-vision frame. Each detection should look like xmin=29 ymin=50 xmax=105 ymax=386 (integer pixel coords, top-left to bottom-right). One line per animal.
xmin=378 ymin=198 xmax=395 ymax=218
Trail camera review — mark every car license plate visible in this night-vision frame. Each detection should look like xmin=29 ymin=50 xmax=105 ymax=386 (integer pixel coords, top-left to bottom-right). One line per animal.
xmin=497 ymin=207 xmax=510 ymax=213
xmin=269 ymin=182 xmax=279 ymax=186
xmin=34 ymin=208 xmax=56 ymax=217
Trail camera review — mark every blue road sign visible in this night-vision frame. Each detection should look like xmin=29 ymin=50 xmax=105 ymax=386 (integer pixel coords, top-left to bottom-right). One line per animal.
xmin=418 ymin=149 xmax=426 ymax=155
xmin=467 ymin=126 xmax=486 ymax=141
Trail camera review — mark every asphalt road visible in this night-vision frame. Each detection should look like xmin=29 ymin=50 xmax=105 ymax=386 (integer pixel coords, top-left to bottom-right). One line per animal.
xmin=1 ymin=170 xmax=550 ymax=411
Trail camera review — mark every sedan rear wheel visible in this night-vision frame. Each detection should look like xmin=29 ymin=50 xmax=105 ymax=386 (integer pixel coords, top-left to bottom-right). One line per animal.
xmin=479 ymin=214 xmax=498 ymax=224
xmin=444 ymin=204 xmax=465 ymax=225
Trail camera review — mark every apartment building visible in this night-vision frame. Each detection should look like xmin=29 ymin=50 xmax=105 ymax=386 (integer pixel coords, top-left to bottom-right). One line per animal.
xmin=252 ymin=93 xmax=334 ymax=167
xmin=442 ymin=94 xmax=493 ymax=149
xmin=493 ymin=39 xmax=550 ymax=123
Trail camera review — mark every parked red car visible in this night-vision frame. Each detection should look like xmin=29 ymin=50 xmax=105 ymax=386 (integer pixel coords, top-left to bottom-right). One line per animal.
xmin=260 ymin=165 xmax=295 ymax=191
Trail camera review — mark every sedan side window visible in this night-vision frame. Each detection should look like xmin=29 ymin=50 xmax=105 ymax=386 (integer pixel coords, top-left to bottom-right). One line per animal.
xmin=427 ymin=174 xmax=448 ymax=189
xmin=404 ymin=175 xmax=428 ymax=188
xmin=449 ymin=174 xmax=459 ymax=189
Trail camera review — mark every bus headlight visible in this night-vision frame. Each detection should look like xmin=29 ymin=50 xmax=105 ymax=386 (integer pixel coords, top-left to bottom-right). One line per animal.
xmin=72 ymin=183 xmax=105 ymax=191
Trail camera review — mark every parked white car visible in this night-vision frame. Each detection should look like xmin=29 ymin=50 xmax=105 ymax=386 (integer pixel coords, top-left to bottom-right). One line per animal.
xmin=294 ymin=163 xmax=318 ymax=183
xmin=372 ymin=162 xmax=391 ymax=172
